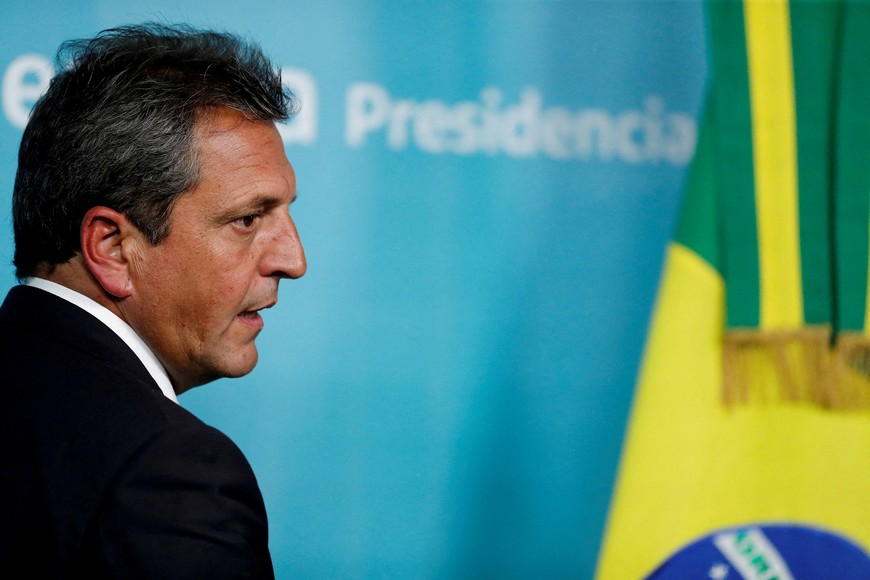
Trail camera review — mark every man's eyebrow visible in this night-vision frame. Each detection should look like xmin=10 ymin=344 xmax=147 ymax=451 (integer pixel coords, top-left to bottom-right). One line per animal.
xmin=216 ymin=192 xmax=296 ymax=220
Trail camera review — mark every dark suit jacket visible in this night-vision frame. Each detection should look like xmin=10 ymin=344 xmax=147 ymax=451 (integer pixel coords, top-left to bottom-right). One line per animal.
xmin=0 ymin=285 xmax=274 ymax=579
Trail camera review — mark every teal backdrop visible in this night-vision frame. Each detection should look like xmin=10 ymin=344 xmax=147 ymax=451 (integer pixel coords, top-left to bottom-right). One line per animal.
xmin=0 ymin=1 xmax=707 ymax=577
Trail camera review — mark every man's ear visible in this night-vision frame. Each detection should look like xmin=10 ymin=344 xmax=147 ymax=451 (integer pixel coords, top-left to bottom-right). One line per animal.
xmin=80 ymin=206 xmax=139 ymax=298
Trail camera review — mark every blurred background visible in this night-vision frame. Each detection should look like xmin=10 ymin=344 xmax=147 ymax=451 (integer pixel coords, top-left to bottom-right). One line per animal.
xmin=0 ymin=1 xmax=708 ymax=577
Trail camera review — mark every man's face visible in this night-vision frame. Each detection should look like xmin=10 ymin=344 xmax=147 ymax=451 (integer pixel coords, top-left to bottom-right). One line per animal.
xmin=122 ymin=109 xmax=306 ymax=392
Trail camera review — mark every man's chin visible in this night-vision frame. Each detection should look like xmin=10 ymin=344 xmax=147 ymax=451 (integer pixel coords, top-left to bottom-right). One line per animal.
xmin=173 ymin=349 xmax=259 ymax=392
xmin=219 ymin=350 xmax=260 ymax=379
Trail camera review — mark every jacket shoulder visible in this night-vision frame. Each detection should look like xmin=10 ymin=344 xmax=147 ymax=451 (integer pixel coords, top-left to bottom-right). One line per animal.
xmin=0 ymin=286 xmax=273 ymax=578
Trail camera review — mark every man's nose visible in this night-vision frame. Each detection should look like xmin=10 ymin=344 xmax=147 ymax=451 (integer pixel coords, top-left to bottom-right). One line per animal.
xmin=263 ymin=214 xmax=307 ymax=279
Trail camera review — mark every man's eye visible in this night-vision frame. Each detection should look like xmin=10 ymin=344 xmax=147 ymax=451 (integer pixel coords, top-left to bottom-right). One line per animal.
xmin=236 ymin=214 xmax=258 ymax=228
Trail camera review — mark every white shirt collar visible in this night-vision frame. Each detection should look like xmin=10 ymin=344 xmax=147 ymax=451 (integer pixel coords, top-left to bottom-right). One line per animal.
xmin=24 ymin=277 xmax=178 ymax=404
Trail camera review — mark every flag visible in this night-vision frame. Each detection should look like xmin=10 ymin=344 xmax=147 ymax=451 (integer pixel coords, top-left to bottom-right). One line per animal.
xmin=596 ymin=1 xmax=870 ymax=577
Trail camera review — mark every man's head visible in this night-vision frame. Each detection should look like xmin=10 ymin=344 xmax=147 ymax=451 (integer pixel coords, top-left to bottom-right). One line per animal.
xmin=13 ymin=23 xmax=295 ymax=277
xmin=13 ymin=24 xmax=307 ymax=391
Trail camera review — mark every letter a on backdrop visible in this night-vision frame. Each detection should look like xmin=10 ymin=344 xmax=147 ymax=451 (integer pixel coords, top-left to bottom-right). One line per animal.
xmin=597 ymin=1 xmax=870 ymax=578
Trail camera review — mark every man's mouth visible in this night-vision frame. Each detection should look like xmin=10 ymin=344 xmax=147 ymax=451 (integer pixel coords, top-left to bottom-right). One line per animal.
xmin=237 ymin=311 xmax=264 ymax=331
xmin=237 ymin=300 xmax=276 ymax=329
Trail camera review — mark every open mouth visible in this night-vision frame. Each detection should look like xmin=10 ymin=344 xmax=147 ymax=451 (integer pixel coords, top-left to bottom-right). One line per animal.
xmin=238 ymin=310 xmax=264 ymax=329
xmin=238 ymin=298 xmax=276 ymax=329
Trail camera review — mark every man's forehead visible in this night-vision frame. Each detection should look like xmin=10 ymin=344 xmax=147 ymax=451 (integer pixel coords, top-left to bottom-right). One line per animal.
xmin=183 ymin=110 xmax=295 ymax=210
xmin=193 ymin=109 xmax=289 ymax=169
xmin=195 ymin=107 xmax=274 ymax=136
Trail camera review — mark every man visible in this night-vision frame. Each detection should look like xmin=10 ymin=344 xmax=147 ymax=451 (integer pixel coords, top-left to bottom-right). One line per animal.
xmin=0 ymin=23 xmax=306 ymax=578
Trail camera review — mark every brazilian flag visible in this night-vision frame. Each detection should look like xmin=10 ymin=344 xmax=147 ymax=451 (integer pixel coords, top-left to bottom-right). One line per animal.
xmin=597 ymin=1 xmax=870 ymax=578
